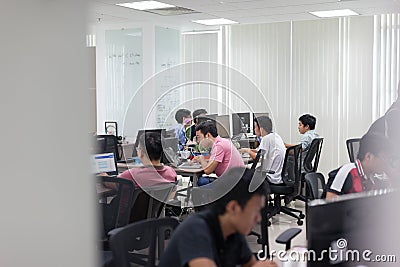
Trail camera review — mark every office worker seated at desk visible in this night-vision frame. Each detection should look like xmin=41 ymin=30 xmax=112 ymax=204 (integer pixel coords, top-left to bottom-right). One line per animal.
xmin=324 ymin=134 xmax=393 ymax=200
xmin=170 ymin=108 xmax=192 ymax=150
xmin=284 ymin=114 xmax=319 ymax=169
xmin=158 ymin=167 xmax=277 ymax=267
xmin=192 ymin=121 xmax=244 ymax=186
xmin=239 ymin=116 xmax=286 ymax=184
xmin=118 ymin=132 xmax=177 ymax=188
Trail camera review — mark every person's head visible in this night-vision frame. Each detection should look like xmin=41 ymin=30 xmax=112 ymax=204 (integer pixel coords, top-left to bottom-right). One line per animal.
xmin=211 ymin=167 xmax=268 ymax=235
xmin=195 ymin=121 xmax=218 ymax=142
xmin=254 ymin=116 xmax=272 ymax=137
xmin=175 ymin=109 xmax=192 ymax=126
xmin=357 ymin=133 xmax=393 ymax=176
xmin=137 ymin=132 xmax=163 ymax=162
xmin=298 ymin=114 xmax=316 ymax=134
xmin=193 ymin=109 xmax=208 ymax=125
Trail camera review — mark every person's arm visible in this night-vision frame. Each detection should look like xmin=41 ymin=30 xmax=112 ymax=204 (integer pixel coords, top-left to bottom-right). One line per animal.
xmin=284 ymin=143 xmax=298 ymax=148
xmin=193 ymin=155 xmax=219 ymax=175
xmin=239 ymin=148 xmax=258 ymax=159
xmin=242 ymin=256 xmax=277 ymax=267
xmin=189 ymin=258 xmax=217 ymax=267
xmin=325 ymin=191 xmax=339 ymax=200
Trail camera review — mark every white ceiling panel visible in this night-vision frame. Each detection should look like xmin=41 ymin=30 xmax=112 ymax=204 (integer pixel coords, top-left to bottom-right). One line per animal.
xmin=89 ymin=0 xmax=400 ymax=30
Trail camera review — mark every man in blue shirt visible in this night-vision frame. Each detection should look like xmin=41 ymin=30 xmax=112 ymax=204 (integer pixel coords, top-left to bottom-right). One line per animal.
xmin=171 ymin=108 xmax=192 ymax=150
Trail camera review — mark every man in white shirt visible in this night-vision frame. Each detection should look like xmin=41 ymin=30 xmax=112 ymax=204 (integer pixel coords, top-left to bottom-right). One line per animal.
xmin=240 ymin=116 xmax=286 ymax=184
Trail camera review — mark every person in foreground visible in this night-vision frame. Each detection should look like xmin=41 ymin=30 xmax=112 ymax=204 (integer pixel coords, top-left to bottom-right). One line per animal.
xmin=158 ymin=167 xmax=277 ymax=267
xmin=324 ymin=133 xmax=393 ymax=200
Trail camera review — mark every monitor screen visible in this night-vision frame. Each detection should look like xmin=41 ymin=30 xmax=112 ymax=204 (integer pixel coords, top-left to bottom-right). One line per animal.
xmin=92 ymin=152 xmax=117 ymax=175
xmin=197 ymin=114 xmax=217 ymax=125
xmin=307 ymin=190 xmax=395 ymax=266
xmin=232 ymin=112 xmax=250 ymax=136
xmin=215 ymin=115 xmax=231 ymax=138
xmin=161 ymin=137 xmax=179 ymax=165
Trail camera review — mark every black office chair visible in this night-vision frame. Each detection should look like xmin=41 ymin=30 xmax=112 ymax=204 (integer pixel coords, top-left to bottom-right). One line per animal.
xmin=296 ymin=137 xmax=324 ymax=202
xmin=266 ymin=144 xmax=304 ymax=226
xmin=97 ymin=176 xmax=135 ymax=238
xmin=346 ymin=138 xmax=361 ymax=163
xmin=304 ymin=172 xmax=326 ymax=201
xmin=129 ymin=182 xmax=177 ymax=223
xmin=304 ymin=172 xmax=326 ymax=239
xmin=97 ymin=175 xmax=135 ymax=266
xmin=109 ymin=217 xmax=180 ymax=267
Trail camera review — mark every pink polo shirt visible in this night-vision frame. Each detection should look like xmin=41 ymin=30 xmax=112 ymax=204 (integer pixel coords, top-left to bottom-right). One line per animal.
xmin=210 ymin=136 xmax=244 ymax=177
xmin=118 ymin=166 xmax=177 ymax=188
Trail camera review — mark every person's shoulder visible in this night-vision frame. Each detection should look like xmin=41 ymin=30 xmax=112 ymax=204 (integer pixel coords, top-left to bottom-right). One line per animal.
xmin=177 ymin=212 xmax=211 ymax=234
xmin=118 ymin=168 xmax=137 ymax=179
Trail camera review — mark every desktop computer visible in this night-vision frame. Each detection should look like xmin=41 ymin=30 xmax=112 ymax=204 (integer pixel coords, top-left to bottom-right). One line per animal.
xmin=232 ymin=112 xmax=250 ymax=136
xmin=215 ymin=115 xmax=231 ymax=138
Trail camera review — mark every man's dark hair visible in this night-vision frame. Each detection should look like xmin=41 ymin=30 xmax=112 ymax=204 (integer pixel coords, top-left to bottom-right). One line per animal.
xmin=195 ymin=121 xmax=218 ymax=138
xmin=193 ymin=109 xmax=208 ymax=124
xmin=210 ymin=167 xmax=269 ymax=215
xmin=254 ymin=115 xmax=273 ymax=133
xmin=138 ymin=132 xmax=163 ymax=161
xmin=357 ymin=133 xmax=392 ymax=161
xmin=299 ymin=114 xmax=316 ymax=130
xmin=175 ymin=109 xmax=191 ymax=124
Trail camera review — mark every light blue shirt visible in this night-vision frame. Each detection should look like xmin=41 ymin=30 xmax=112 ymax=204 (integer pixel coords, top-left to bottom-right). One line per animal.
xmin=300 ymin=130 xmax=319 ymax=152
xmin=171 ymin=124 xmax=187 ymax=150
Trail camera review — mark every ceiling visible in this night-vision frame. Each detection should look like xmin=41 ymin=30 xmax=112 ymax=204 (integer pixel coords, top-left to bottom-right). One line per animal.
xmin=88 ymin=0 xmax=400 ymax=31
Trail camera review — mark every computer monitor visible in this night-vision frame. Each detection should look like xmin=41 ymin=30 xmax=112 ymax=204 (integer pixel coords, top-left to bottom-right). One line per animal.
xmin=161 ymin=137 xmax=179 ymax=165
xmin=132 ymin=129 xmax=166 ymax=157
xmin=307 ymin=190 xmax=395 ymax=266
xmin=253 ymin=113 xmax=269 ymax=134
xmin=215 ymin=115 xmax=231 ymax=138
xmin=197 ymin=114 xmax=217 ymax=125
xmin=92 ymin=152 xmax=118 ymax=176
xmin=232 ymin=112 xmax=250 ymax=136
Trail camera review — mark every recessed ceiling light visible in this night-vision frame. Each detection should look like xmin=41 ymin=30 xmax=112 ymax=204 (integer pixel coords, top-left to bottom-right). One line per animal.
xmin=116 ymin=1 xmax=175 ymax=10
xmin=309 ymin=9 xmax=359 ymax=18
xmin=192 ymin=18 xmax=238 ymax=26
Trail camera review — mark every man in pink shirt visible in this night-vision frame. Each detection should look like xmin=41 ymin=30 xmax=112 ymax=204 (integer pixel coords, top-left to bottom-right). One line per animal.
xmin=193 ymin=121 xmax=244 ymax=185
xmin=119 ymin=132 xmax=177 ymax=188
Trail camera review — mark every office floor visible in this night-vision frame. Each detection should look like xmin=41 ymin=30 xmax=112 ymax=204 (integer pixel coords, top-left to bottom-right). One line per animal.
xmin=246 ymin=200 xmax=307 ymax=266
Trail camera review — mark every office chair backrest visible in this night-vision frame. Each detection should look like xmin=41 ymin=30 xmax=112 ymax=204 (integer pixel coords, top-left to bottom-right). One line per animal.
xmin=129 ymin=182 xmax=177 ymax=223
xmin=251 ymin=149 xmax=266 ymax=170
xmin=346 ymin=138 xmax=361 ymax=163
xmin=97 ymin=176 xmax=135 ymax=235
xmin=303 ymin=138 xmax=324 ymax=173
xmin=304 ymin=172 xmax=326 ymax=201
xmin=96 ymin=134 xmax=120 ymax=160
xmin=281 ymin=144 xmax=302 ymax=196
xmin=109 ymin=217 xmax=179 ymax=267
